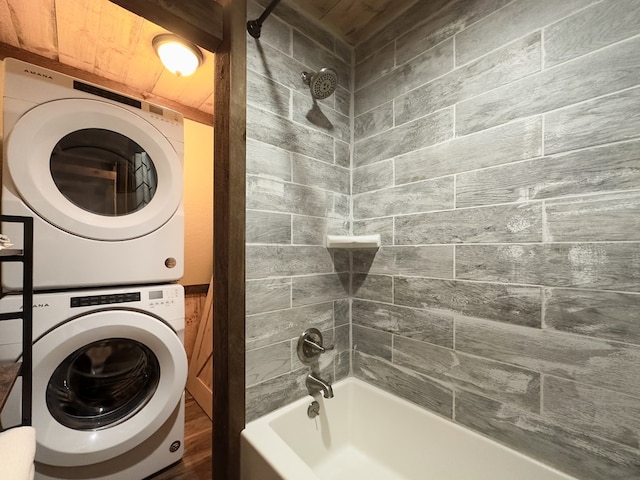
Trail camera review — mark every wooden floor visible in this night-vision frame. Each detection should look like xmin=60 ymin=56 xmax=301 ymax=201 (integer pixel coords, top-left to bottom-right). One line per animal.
xmin=150 ymin=393 xmax=212 ymax=479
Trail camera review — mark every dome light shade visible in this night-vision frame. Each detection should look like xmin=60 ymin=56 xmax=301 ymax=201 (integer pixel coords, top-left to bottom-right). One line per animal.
xmin=152 ymin=34 xmax=203 ymax=77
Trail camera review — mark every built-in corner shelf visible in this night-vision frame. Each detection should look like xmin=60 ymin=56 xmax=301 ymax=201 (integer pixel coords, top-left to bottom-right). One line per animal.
xmin=325 ymin=234 xmax=381 ymax=249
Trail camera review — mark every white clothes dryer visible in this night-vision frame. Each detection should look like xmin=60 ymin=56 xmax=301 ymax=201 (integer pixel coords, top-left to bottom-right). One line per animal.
xmin=0 ymin=283 xmax=188 ymax=480
xmin=1 ymin=58 xmax=184 ymax=290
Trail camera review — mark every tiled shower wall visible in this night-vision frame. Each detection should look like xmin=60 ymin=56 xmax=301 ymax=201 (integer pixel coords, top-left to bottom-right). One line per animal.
xmin=244 ymin=0 xmax=353 ymax=421
xmin=351 ymin=0 xmax=640 ymax=478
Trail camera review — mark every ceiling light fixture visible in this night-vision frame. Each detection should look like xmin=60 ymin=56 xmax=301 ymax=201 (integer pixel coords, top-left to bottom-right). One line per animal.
xmin=152 ymin=34 xmax=204 ymax=77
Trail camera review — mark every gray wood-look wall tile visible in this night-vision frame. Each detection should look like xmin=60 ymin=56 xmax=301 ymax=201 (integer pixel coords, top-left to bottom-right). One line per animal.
xmin=334 ymin=86 xmax=351 ymax=117
xmin=543 ymin=375 xmax=640 ymax=449
xmin=354 ymin=102 xmax=394 ymax=141
xmin=331 ymin=249 xmax=350 ymax=273
xmin=353 ymin=351 xmax=454 ymax=417
xmin=352 ymin=299 xmax=453 ymax=347
xmin=544 ymin=0 xmax=640 ymax=68
xmin=246 ymin=138 xmax=291 ymax=181
xmin=246 ymin=278 xmax=291 ymax=315
xmin=455 ymin=316 xmax=640 ymax=398
xmin=354 ymin=176 xmax=454 ymax=219
xmin=292 ymin=215 xmax=349 ymax=245
xmin=456 ymin=243 xmax=640 ymax=292
xmin=353 ymin=324 xmax=392 ymax=361
xmin=332 ymin=193 xmax=350 ymax=220
xmin=292 ymin=31 xmax=351 ymax=91
xmin=291 ymin=91 xmax=351 ymax=143
xmin=334 ymin=299 xmax=350 ymax=327
xmin=394 ymin=336 xmax=540 ymax=412
xmin=545 ymin=287 xmax=640 ymax=346
xmin=394 ymin=277 xmax=542 ymax=327
xmin=394 ymin=117 xmax=542 ymax=185
xmin=456 ymin=35 xmax=640 ymax=135
xmin=334 ymin=324 xmax=351 ymax=380
xmin=545 ymin=86 xmax=640 ymax=155
xmin=334 ymin=140 xmax=351 ymax=168
xmin=455 ymin=389 xmax=640 ymax=480
xmin=246 ymin=302 xmax=334 ymax=350
xmin=253 ymin=0 xmax=334 ymax=53
xmin=247 ymin=40 xmax=308 ymax=96
xmin=456 ymin=140 xmax=640 ymax=208
xmin=291 ymin=153 xmax=350 ymax=194
xmin=334 ymin=38 xmax=353 ymax=66
xmin=395 ymin=32 xmax=541 ymax=126
xmin=246 ymin=342 xmax=291 ymax=387
xmin=292 ymin=215 xmax=326 ymax=246
xmin=292 ymin=273 xmax=349 ymax=307
xmin=246 ymin=367 xmax=308 ymax=422
xmin=353 ymin=246 xmax=454 ymax=278
xmin=352 ymin=274 xmax=394 ymax=303
xmin=247 ymin=176 xmax=334 ymax=218
xmin=247 ymin=0 xmax=640 ymax=460
xmin=396 ymin=0 xmax=512 ymax=66
xmin=355 ymin=42 xmax=395 ymax=92
xmin=394 ymin=203 xmax=542 ymax=245
xmin=247 ymin=70 xmax=291 ymax=118
xmin=455 ymin=0 xmax=595 ymax=65
xmin=352 ymin=160 xmax=394 ymax=195
xmin=355 ymin=40 xmax=454 ymax=117
xmin=248 ymin=0 xmax=291 ymax=55
xmin=248 ymin=105 xmax=335 ymax=163
xmin=354 ymin=0 xmax=451 ymax=64
xmin=246 ymin=210 xmax=291 ymax=244
xmin=246 ymin=245 xmax=335 ymax=279
xmin=353 ymin=217 xmax=394 ymax=245
xmin=355 ymin=108 xmax=453 ymax=168
xmin=545 ymin=192 xmax=640 ymax=242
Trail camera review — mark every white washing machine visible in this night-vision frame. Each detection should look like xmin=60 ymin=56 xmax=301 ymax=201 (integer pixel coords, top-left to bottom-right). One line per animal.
xmin=1 ymin=58 xmax=184 ymax=290
xmin=0 ymin=284 xmax=188 ymax=480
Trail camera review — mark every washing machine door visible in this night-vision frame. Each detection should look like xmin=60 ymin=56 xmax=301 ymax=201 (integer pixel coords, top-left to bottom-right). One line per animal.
xmin=6 ymin=98 xmax=183 ymax=241
xmin=31 ymin=309 xmax=187 ymax=467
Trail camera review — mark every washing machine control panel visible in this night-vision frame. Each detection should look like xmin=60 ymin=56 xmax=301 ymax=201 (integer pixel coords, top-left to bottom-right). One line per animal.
xmin=148 ymin=287 xmax=181 ymax=308
xmin=68 ymin=287 xmax=182 ymax=310
xmin=70 ymin=292 xmax=141 ymax=308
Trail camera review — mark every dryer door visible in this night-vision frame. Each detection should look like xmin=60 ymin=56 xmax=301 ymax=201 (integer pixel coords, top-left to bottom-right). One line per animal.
xmin=31 ymin=309 xmax=187 ymax=467
xmin=6 ymin=98 xmax=183 ymax=241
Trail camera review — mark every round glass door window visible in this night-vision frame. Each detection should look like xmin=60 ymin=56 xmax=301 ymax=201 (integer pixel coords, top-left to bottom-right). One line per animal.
xmin=46 ymin=338 xmax=161 ymax=430
xmin=50 ymin=129 xmax=159 ymax=216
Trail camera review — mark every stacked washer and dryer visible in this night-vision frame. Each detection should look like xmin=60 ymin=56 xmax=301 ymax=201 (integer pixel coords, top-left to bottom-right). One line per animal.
xmin=0 ymin=58 xmax=189 ymax=479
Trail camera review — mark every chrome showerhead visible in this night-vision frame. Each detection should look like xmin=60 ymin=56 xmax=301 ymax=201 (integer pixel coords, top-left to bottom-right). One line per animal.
xmin=300 ymin=67 xmax=338 ymax=100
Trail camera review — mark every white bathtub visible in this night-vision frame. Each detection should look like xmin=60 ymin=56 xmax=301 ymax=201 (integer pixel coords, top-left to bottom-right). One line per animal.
xmin=241 ymin=377 xmax=576 ymax=480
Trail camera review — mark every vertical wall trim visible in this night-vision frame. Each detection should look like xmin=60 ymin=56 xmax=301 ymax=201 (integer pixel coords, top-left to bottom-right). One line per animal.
xmin=213 ymin=0 xmax=247 ymax=478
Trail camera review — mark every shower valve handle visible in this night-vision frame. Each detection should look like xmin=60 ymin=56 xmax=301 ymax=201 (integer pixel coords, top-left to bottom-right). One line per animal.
xmin=304 ymin=338 xmax=334 ymax=353
xmin=297 ymin=328 xmax=333 ymax=364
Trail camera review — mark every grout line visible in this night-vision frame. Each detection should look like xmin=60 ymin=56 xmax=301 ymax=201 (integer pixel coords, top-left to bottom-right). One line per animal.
xmin=541 ymin=199 xmax=550 ymax=243
xmin=452 ymin=33 xmax=457 ymax=69
xmin=540 ymin=287 xmax=547 ymax=329
xmin=540 ymin=27 xmax=546 ymax=72
xmin=452 ymin=244 xmax=456 ymax=280
xmin=539 ymin=373 xmax=545 ymax=416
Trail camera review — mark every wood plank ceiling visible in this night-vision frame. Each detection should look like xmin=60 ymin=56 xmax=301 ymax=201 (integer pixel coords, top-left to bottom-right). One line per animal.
xmin=285 ymin=0 xmax=419 ymax=45
xmin=0 ymin=0 xmax=418 ymax=125
xmin=0 ymin=0 xmax=216 ymax=125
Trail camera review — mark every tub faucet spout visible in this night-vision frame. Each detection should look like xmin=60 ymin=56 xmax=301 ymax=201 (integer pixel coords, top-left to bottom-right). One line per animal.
xmin=306 ymin=373 xmax=334 ymax=399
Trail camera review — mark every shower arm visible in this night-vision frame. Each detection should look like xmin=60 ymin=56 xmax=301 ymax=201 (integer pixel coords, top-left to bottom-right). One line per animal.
xmin=247 ymin=0 xmax=282 ymax=39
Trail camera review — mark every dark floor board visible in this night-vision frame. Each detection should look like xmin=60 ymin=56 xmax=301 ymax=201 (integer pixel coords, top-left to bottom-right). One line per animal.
xmin=150 ymin=393 xmax=212 ymax=479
